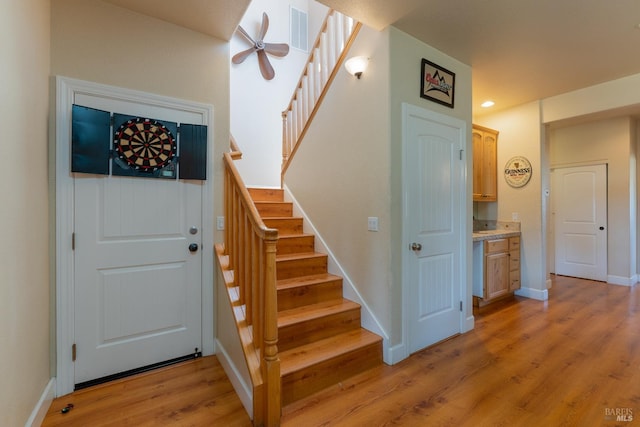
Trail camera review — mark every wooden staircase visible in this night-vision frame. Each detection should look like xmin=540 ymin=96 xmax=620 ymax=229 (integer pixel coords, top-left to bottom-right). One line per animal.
xmin=248 ymin=188 xmax=383 ymax=406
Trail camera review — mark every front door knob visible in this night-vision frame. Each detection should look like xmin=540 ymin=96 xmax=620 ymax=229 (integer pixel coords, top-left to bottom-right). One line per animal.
xmin=189 ymin=243 xmax=199 ymax=253
xmin=411 ymin=242 xmax=422 ymax=251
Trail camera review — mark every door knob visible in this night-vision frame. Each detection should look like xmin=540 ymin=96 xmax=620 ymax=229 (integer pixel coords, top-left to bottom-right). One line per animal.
xmin=188 ymin=243 xmax=199 ymax=253
xmin=411 ymin=242 xmax=422 ymax=251
xmin=599 ymin=226 xmax=605 ymax=230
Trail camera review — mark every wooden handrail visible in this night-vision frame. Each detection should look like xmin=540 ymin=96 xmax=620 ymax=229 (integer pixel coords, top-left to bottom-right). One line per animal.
xmin=281 ymin=9 xmax=362 ymax=183
xmin=220 ymin=142 xmax=280 ymax=426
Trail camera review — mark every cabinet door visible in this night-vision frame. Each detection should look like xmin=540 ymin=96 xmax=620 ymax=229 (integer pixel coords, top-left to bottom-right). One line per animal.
xmin=472 ymin=130 xmax=483 ymax=200
xmin=472 ymin=126 xmax=498 ymax=202
xmin=485 ymin=251 xmax=509 ymax=299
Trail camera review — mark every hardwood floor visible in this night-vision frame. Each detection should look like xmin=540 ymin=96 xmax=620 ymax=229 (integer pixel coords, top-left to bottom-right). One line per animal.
xmin=43 ymin=275 xmax=640 ymax=426
xmin=283 ymin=275 xmax=640 ymax=426
xmin=42 ymin=356 xmax=252 ymax=427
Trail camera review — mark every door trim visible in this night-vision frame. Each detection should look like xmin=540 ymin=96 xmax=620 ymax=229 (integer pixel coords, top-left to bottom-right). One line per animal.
xmin=400 ymin=103 xmax=469 ymax=361
xmin=55 ymin=76 xmax=215 ymax=396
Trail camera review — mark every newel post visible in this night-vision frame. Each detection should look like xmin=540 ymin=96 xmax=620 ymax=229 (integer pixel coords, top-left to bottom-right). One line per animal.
xmin=263 ymin=234 xmax=281 ymax=426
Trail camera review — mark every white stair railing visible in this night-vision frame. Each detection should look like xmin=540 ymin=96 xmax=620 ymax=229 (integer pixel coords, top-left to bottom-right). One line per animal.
xmin=281 ymin=9 xmax=361 ymax=182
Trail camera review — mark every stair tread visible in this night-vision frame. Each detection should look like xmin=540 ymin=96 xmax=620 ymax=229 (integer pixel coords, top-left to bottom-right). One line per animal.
xmin=276 ymin=252 xmax=326 ymax=262
xmin=278 ymin=298 xmax=359 ymax=328
xmin=278 ymin=233 xmax=314 ymax=239
xmin=277 ymin=273 xmax=342 ymax=290
xmin=280 ymin=328 xmax=382 ymax=376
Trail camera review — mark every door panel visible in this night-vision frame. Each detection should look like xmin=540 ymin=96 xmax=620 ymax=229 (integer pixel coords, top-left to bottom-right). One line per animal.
xmin=74 ymin=174 xmax=202 ymax=384
xmin=404 ymin=105 xmax=464 ymax=354
xmin=553 ymin=164 xmax=607 ymax=281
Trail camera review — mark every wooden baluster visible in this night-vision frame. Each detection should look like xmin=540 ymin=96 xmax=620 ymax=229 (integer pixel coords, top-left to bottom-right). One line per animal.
xmin=243 ymin=214 xmax=252 ymax=326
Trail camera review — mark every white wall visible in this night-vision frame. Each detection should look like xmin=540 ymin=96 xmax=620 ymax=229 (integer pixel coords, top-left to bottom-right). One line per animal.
xmin=285 ymin=24 xmax=393 ymax=339
xmin=475 ymin=102 xmax=549 ymax=298
xmin=389 ymin=27 xmax=474 ymax=346
xmin=0 ymin=0 xmax=51 ymax=425
xmin=51 ymin=0 xmax=230 ymax=245
xmin=231 ymin=0 xmax=328 ymax=187
xmin=286 ymin=24 xmax=473 ymax=358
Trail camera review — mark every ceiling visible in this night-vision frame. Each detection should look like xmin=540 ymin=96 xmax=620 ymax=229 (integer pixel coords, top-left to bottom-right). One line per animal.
xmin=103 ymin=0 xmax=640 ymax=116
xmin=103 ymin=0 xmax=251 ymax=41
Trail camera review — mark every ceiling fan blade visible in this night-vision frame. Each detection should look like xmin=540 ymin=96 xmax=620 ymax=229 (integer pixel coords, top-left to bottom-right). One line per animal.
xmin=257 ymin=49 xmax=275 ymax=80
xmin=258 ymin=12 xmax=269 ymax=42
xmin=232 ymin=47 xmax=256 ymax=64
xmin=264 ymin=43 xmax=289 ymax=57
xmin=236 ymin=25 xmax=255 ymax=45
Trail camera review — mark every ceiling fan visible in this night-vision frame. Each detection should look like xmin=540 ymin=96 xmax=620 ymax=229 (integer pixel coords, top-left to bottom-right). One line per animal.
xmin=232 ymin=12 xmax=290 ymax=80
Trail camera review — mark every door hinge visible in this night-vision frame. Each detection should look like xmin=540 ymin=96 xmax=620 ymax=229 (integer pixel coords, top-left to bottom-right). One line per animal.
xmin=459 ymin=149 xmax=464 ymax=160
xmin=460 ymin=301 xmax=463 ymax=311
xmin=72 ymin=232 xmax=75 ymax=251
xmin=72 ymin=343 xmax=77 ymax=362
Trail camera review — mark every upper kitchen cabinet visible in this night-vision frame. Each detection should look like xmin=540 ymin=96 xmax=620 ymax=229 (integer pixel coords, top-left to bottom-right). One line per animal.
xmin=472 ymin=125 xmax=498 ymax=202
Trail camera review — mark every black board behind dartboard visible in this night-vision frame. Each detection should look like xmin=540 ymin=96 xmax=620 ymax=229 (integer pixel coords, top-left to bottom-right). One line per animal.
xmin=71 ymin=104 xmax=207 ymax=180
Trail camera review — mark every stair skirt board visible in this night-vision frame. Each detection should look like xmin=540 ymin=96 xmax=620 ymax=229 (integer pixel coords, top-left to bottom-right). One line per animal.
xmin=282 ymin=185 xmax=390 ymax=362
xmin=215 ymin=339 xmax=254 ymax=419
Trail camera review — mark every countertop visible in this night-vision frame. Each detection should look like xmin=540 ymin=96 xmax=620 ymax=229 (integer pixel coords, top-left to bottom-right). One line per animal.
xmin=472 ymin=229 xmax=521 ymax=242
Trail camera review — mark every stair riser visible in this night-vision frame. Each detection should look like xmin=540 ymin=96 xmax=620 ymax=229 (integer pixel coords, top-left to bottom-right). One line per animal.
xmin=276 ymin=256 xmax=327 ymax=280
xmin=281 ymin=342 xmax=383 ymax=405
xmin=256 ymin=202 xmax=293 ymax=218
xmin=278 ymin=280 xmax=342 ymax=311
xmin=278 ymin=308 xmax=361 ymax=352
xmin=263 ymin=218 xmax=303 ymax=235
xmin=248 ymin=188 xmax=284 ymax=202
xmin=277 ymin=235 xmax=315 ymax=255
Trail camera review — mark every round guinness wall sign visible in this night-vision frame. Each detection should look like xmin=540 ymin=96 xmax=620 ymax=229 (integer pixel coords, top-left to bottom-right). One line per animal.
xmin=504 ymin=156 xmax=532 ymax=188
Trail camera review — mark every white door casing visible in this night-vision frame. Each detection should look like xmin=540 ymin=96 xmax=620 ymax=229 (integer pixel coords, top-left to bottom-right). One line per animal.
xmin=402 ymin=103 xmax=466 ymax=355
xmin=55 ymin=76 xmax=215 ymax=396
xmin=553 ymin=164 xmax=607 ymax=281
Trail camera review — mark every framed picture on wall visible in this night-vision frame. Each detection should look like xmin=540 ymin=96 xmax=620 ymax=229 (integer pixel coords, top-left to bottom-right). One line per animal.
xmin=420 ymin=58 xmax=455 ymax=108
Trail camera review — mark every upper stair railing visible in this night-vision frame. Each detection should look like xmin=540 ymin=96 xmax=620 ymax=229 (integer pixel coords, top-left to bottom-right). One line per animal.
xmin=219 ymin=139 xmax=280 ymax=426
xmin=281 ymin=9 xmax=361 ymax=182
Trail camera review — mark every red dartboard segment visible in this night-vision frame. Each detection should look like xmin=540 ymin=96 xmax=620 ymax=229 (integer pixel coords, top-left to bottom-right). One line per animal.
xmin=113 ymin=117 xmax=176 ymax=172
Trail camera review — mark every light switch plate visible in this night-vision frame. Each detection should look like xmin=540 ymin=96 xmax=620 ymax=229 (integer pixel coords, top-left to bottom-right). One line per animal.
xmin=368 ymin=217 xmax=379 ymax=231
xmin=216 ymin=216 xmax=225 ymax=230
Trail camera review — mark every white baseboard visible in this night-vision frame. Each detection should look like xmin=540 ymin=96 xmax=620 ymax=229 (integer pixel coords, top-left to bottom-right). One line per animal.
xmin=515 ymin=286 xmax=549 ymax=301
xmin=385 ymin=343 xmax=408 ymax=365
xmin=214 ymin=339 xmax=252 ymax=419
xmin=463 ymin=315 xmax=475 ymax=333
xmin=607 ymin=275 xmax=637 ymax=287
xmin=25 ymin=378 xmax=55 ymax=427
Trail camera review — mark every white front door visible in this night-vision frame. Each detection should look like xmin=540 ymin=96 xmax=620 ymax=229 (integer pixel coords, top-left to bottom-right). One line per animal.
xmin=553 ymin=164 xmax=607 ymax=281
xmin=70 ymin=92 xmax=205 ymax=386
xmin=74 ymin=174 xmax=203 ymax=385
xmin=403 ymin=104 xmax=465 ymax=354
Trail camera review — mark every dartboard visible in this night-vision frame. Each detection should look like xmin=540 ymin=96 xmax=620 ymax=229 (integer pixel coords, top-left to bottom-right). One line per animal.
xmin=113 ymin=117 xmax=176 ymax=172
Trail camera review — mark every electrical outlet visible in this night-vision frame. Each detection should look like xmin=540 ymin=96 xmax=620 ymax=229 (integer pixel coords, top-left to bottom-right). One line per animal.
xmin=368 ymin=217 xmax=379 ymax=232
xmin=512 ymin=212 xmax=519 ymax=221
xmin=216 ymin=216 xmax=225 ymax=230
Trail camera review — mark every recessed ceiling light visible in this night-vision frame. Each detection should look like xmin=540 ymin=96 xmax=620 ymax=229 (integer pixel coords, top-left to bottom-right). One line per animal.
xmin=481 ymin=100 xmax=495 ymax=108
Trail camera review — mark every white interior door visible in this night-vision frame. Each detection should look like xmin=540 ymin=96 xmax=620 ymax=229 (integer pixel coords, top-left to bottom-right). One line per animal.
xmin=74 ymin=174 xmax=203 ymax=385
xmin=403 ymin=104 xmax=465 ymax=354
xmin=553 ymin=164 xmax=607 ymax=281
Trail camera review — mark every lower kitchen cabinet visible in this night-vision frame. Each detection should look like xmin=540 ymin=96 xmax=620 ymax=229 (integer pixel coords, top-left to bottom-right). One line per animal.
xmin=473 ymin=235 xmax=521 ymax=306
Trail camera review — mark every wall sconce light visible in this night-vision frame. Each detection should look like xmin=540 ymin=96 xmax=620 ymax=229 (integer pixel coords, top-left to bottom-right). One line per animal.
xmin=344 ymin=56 xmax=369 ymax=79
